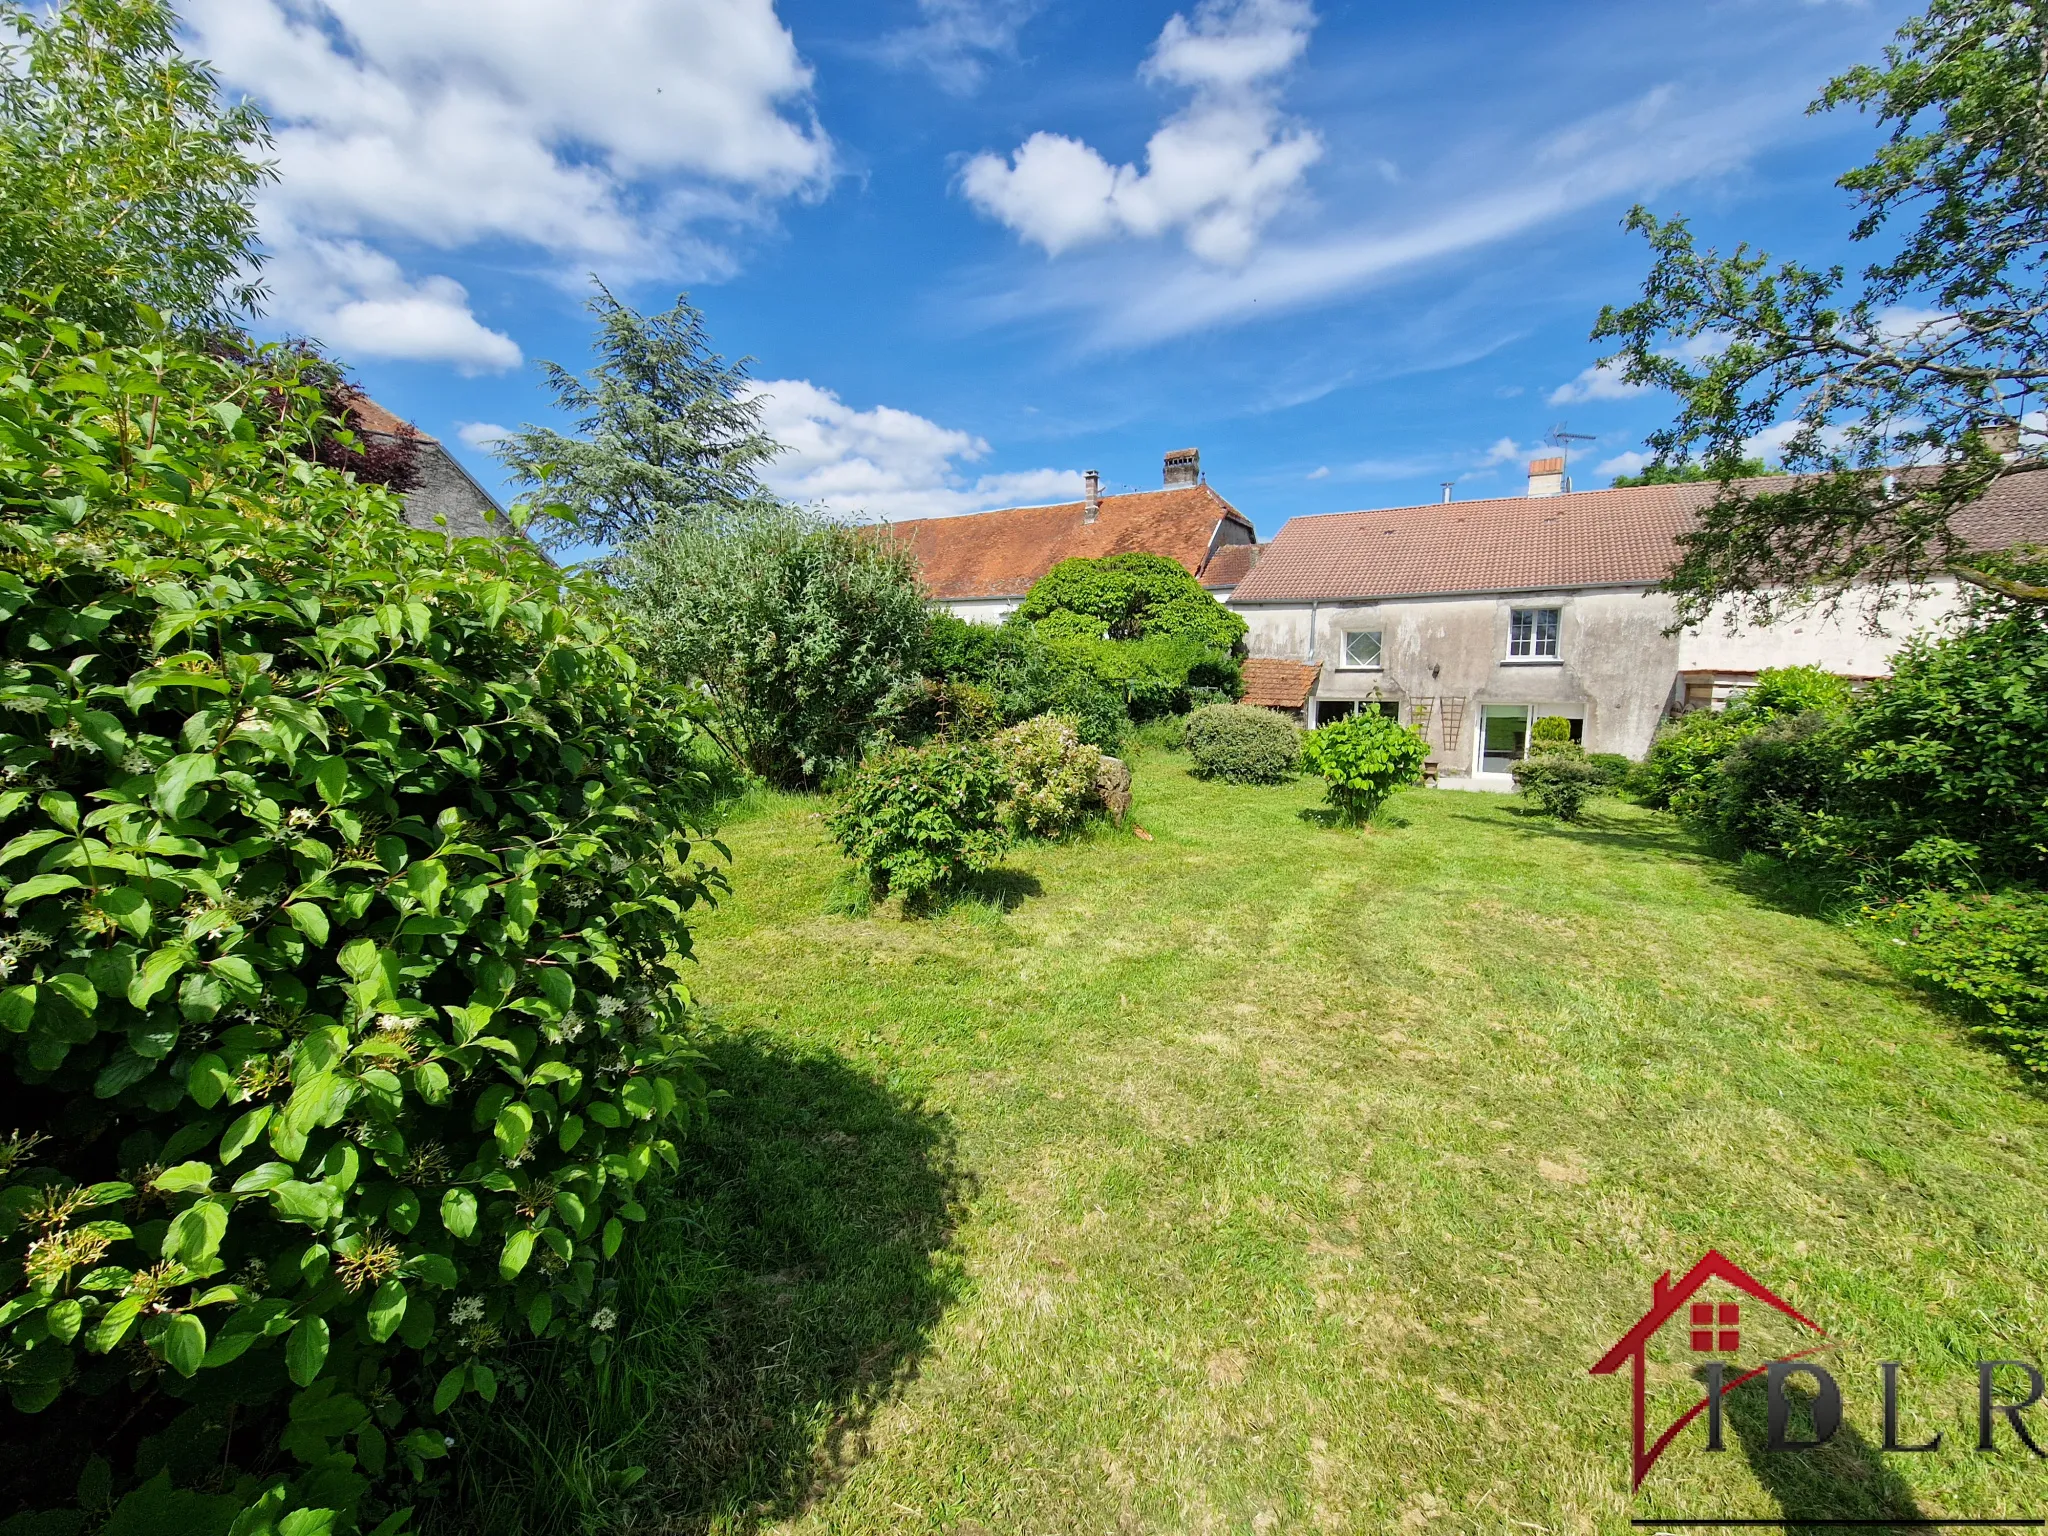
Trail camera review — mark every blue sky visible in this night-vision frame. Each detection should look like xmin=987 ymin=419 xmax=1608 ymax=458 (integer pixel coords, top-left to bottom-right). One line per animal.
xmin=181 ymin=0 xmax=1914 ymax=539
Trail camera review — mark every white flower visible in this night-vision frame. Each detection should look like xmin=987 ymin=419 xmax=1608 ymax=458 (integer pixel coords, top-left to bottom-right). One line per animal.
xmin=593 ymin=996 xmax=624 ymax=1019
xmin=589 ymin=1307 xmax=618 ymax=1333
xmin=449 ymin=1295 xmax=485 ymax=1325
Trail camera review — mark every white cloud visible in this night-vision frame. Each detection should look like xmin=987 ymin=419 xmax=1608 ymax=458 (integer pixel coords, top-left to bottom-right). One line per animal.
xmin=1476 ymin=436 xmax=1529 ymax=468
xmin=261 ymin=236 xmax=521 ymax=373
xmin=874 ymin=0 xmax=1039 ymax=94
xmin=747 ymin=379 xmax=1081 ymax=520
xmin=457 ymin=422 xmax=512 ymax=450
xmin=182 ymin=0 xmax=832 ymax=366
xmin=1548 ymin=359 xmax=1644 ymax=405
xmin=977 ymin=79 xmax=1799 ymax=348
xmin=1306 ymin=464 xmax=1329 ymax=479
xmin=1597 ymin=450 xmax=1649 ymax=478
xmin=959 ymin=0 xmax=1321 ymax=265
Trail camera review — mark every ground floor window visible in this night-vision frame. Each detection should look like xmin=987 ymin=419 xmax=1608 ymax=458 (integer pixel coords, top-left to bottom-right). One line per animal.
xmin=1478 ymin=704 xmax=1583 ymax=773
xmin=1313 ymin=699 xmax=1399 ymax=727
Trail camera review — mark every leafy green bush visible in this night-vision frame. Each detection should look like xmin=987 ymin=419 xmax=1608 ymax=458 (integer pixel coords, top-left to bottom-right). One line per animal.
xmin=1045 ymin=633 xmax=1240 ymax=723
xmin=919 ymin=613 xmax=1126 ymax=751
xmin=1530 ymin=715 xmax=1575 ymax=748
xmin=1300 ymin=714 xmax=1429 ymax=826
xmin=0 ymin=319 xmax=720 ymax=1532
xmin=617 ymin=503 xmax=928 ymax=788
xmin=1182 ymin=704 xmax=1300 ymax=785
xmin=1586 ymin=752 xmax=1635 ymax=790
xmin=826 ymin=741 xmax=1010 ymax=904
xmin=1880 ymin=889 xmax=2048 ymax=1073
xmin=1637 ymin=665 xmax=1854 ymax=811
xmin=1512 ymin=749 xmax=1603 ymax=822
xmin=993 ymin=715 xmax=1103 ymax=839
xmin=1016 ymin=552 xmax=1247 ymax=652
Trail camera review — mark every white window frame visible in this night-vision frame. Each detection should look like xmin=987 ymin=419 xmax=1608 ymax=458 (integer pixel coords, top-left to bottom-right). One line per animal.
xmin=1340 ymin=629 xmax=1384 ymax=670
xmin=1507 ymin=607 xmax=1560 ymax=661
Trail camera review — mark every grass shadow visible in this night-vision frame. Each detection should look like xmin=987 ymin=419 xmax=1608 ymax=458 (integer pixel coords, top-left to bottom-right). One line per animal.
xmin=435 ymin=1034 xmax=971 ymax=1536
xmin=955 ymin=866 xmax=1045 ymax=913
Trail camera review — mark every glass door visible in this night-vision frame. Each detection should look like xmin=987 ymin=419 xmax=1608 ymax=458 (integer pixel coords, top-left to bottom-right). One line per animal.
xmin=1480 ymin=705 xmax=1528 ymax=774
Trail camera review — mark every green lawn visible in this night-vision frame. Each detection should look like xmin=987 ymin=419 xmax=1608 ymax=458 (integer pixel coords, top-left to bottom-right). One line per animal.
xmin=483 ymin=747 xmax=2048 ymax=1534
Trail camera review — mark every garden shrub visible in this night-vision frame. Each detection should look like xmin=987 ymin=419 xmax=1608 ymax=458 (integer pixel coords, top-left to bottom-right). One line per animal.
xmin=1530 ymin=715 xmax=1576 ymax=749
xmin=1045 ymin=633 xmax=1241 ymax=723
xmin=1879 ymin=889 xmax=2048 ymax=1073
xmin=826 ymin=741 xmax=1010 ymax=904
xmin=1016 ymin=552 xmax=1247 ymax=652
xmin=1512 ymin=748 xmax=1603 ymax=822
xmin=1636 ymin=664 xmax=1854 ymax=811
xmin=1182 ymin=704 xmax=1300 ymax=784
xmin=0 ymin=318 xmax=720 ymax=1533
xmin=1586 ymin=752 xmax=1635 ymax=790
xmin=919 ymin=613 xmax=1126 ymax=751
xmin=1300 ymin=714 xmax=1429 ymax=826
xmin=993 ymin=715 xmax=1103 ymax=839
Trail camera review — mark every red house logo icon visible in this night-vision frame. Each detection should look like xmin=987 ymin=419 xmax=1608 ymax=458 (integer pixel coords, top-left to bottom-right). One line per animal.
xmin=1589 ymin=1250 xmax=1827 ymax=1489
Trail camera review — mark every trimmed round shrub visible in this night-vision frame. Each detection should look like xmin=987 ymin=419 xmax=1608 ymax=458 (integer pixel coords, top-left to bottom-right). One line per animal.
xmin=1300 ymin=714 xmax=1429 ymax=825
xmin=827 ymin=740 xmax=1010 ymax=903
xmin=994 ymin=714 xmax=1104 ymax=839
xmin=1530 ymin=715 xmax=1576 ymax=749
xmin=1182 ymin=703 xmax=1300 ymax=784
xmin=0 ymin=321 xmax=720 ymax=1532
xmin=1512 ymin=749 xmax=1603 ymax=821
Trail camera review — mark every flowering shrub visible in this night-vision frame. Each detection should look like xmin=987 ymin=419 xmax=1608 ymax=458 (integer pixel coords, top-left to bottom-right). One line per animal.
xmin=993 ymin=715 xmax=1102 ymax=839
xmin=826 ymin=740 xmax=1010 ymax=904
xmin=1182 ymin=703 xmax=1300 ymax=784
xmin=0 ymin=316 xmax=720 ymax=1533
xmin=1300 ymin=714 xmax=1429 ymax=825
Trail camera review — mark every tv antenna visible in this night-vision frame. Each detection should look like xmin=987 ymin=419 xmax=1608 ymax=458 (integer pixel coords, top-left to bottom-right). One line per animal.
xmin=1549 ymin=423 xmax=1595 ymax=490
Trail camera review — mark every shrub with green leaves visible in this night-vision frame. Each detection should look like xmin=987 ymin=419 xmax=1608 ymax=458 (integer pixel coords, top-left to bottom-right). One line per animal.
xmin=1879 ymin=889 xmax=2048 ymax=1073
xmin=826 ymin=740 xmax=1010 ymax=904
xmin=1530 ymin=715 xmax=1575 ymax=749
xmin=0 ymin=316 xmax=720 ymax=1534
xmin=1182 ymin=703 xmax=1300 ymax=785
xmin=993 ymin=715 xmax=1102 ymax=839
xmin=1511 ymin=748 xmax=1602 ymax=822
xmin=1300 ymin=714 xmax=1429 ymax=826
xmin=1016 ymin=552 xmax=1247 ymax=652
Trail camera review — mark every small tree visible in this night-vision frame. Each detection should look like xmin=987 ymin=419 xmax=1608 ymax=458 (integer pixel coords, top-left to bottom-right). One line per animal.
xmin=616 ymin=502 xmax=928 ymax=787
xmin=1301 ymin=714 xmax=1430 ymax=826
xmin=498 ymin=283 xmax=780 ymax=555
xmin=0 ymin=0 xmax=274 ymax=338
xmin=1593 ymin=0 xmax=2048 ymax=622
xmin=1017 ymin=552 xmax=1247 ymax=651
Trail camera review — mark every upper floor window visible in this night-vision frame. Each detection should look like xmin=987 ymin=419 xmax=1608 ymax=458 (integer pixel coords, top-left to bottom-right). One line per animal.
xmin=1342 ymin=630 xmax=1383 ymax=669
xmin=1508 ymin=608 xmax=1560 ymax=660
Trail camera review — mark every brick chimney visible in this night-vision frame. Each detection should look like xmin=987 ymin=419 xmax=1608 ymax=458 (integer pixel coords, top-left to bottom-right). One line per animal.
xmin=1163 ymin=447 xmax=1200 ymax=488
xmin=1083 ymin=468 xmax=1101 ymax=522
xmin=1527 ymin=456 xmax=1566 ymax=498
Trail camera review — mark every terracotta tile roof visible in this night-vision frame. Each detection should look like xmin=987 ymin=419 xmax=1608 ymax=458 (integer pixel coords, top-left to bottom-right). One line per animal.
xmin=1239 ymin=658 xmax=1319 ymax=711
xmin=886 ymin=484 xmax=1255 ymax=600
xmin=1200 ymin=541 xmax=1263 ymax=589
xmin=1231 ymin=469 xmax=2048 ymax=604
xmin=343 ymin=392 xmax=426 ymax=440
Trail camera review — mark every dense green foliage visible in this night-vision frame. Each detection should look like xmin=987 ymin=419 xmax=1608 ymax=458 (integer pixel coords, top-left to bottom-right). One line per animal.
xmin=1607 ymin=457 xmax=1776 ymax=488
xmin=826 ymin=741 xmax=1011 ymax=904
xmin=1300 ymin=714 xmax=1429 ymax=826
xmin=1181 ymin=704 xmax=1300 ymax=785
xmin=1637 ymin=666 xmax=1854 ymax=811
xmin=1512 ymin=747 xmax=1602 ymax=822
xmin=0 ymin=318 xmax=720 ymax=1534
xmin=919 ymin=613 xmax=1126 ymax=750
xmin=1594 ymin=0 xmax=2048 ymax=620
xmin=1045 ymin=632 xmax=1240 ymax=724
xmin=1529 ymin=715 xmax=1574 ymax=749
xmin=1016 ymin=553 xmax=1247 ymax=651
xmin=993 ymin=716 xmax=1103 ymax=840
xmin=0 ymin=0 xmax=272 ymax=339
xmin=496 ymin=285 xmax=779 ymax=556
xmin=1882 ymin=889 xmax=2048 ymax=1073
xmin=617 ymin=503 xmax=928 ymax=788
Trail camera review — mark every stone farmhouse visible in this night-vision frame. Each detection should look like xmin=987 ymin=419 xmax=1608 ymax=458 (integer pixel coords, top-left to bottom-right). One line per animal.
xmin=904 ymin=446 xmax=2048 ymax=790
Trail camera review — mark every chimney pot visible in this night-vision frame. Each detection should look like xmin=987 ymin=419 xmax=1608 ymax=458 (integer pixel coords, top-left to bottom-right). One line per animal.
xmin=1083 ymin=468 xmax=1101 ymax=522
xmin=1163 ymin=447 xmax=1201 ymax=488
xmin=1527 ymin=456 xmax=1567 ymax=498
